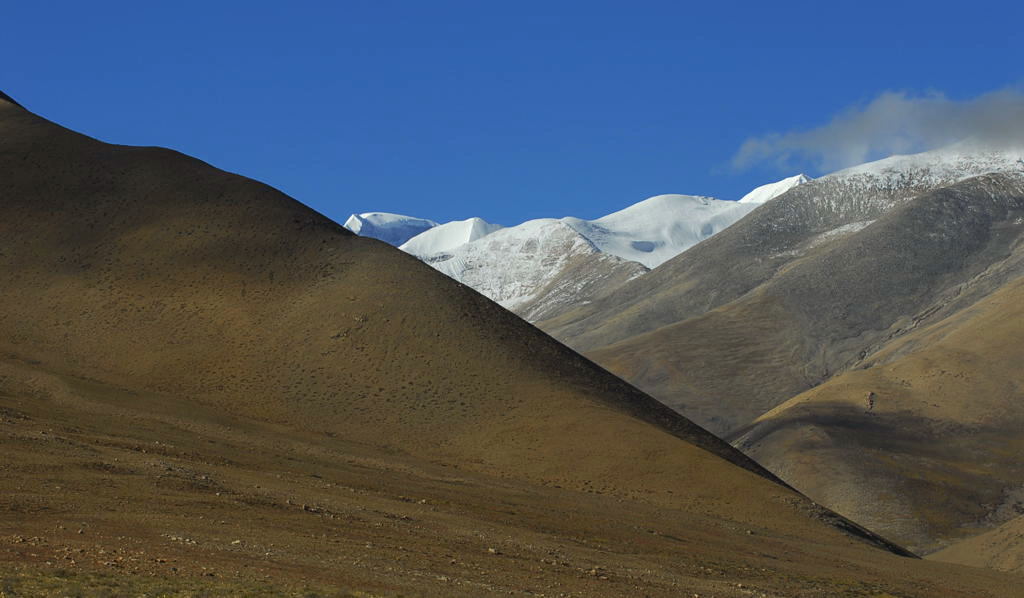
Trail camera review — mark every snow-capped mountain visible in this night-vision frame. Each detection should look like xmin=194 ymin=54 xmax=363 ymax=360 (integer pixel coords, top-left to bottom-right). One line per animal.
xmin=829 ymin=143 xmax=1024 ymax=189
xmin=411 ymin=218 xmax=648 ymax=321
xmin=343 ymin=176 xmax=809 ymax=321
xmin=750 ymin=145 xmax=1024 ymax=253
xmin=395 ymin=192 xmax=779 ymax=320
xmin=739 ymin=174 xmax=811 ymax=204
xmin=400 ymin=217 xmax=505 ymax=256
xmin=541 ymin=144 xmax=1024 ymax=431
xmin=548 ymin=160 xmax=1024 ymax=555
xmin=556 ymin=194 xmax=757 ymax=269
xmin=343 ymin=212 xmax=438 ymax=246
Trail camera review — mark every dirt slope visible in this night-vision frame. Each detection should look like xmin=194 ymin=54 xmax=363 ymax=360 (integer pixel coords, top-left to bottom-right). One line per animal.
xmin=734 ymin=276 xmax=1024 ymax=553
xmin=582 ymin=174 xmax=1024 ymax=435
xmin=931 ymin=515 xmax=1024 ymax=574
xmin=0 ymin=88 xmax=777 ymax=496
xmin=2 ymin=92 xmax=1021 ymax=595
xmin=532 ymin=133 xmax=1024 ymax=566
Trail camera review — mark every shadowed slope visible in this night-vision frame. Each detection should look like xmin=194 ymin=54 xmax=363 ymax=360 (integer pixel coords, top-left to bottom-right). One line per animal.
xmin=0 ymin=94 xmax=773 ymax=488
xmin=5 ymin=93 xmax=1023 ymax=595
xmin=0 ymin=90 xmax=22 ymax=108
xmin=734 ymin=276 xmax=1024 ymax=553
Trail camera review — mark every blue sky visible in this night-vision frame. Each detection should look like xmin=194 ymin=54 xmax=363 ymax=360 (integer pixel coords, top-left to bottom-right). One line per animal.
xmin=4 ymin=1 xmax=1022 ymax=225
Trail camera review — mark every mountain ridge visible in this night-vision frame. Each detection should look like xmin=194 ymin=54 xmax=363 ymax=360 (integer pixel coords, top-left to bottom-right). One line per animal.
xmin=535 ymin=143 xmax=1024 ymax=555
xmin=343 ymin=175 xmax=810 ymax=321
xmin=739 ymin=173 xmax=811 ymax=203
xmin=540 ymin=144 xmax=1024 ymax=352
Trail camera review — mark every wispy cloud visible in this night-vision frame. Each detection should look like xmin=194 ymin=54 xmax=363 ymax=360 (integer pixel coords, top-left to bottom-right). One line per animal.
xmin=732 ymin=88 xmax=1024 ymax=172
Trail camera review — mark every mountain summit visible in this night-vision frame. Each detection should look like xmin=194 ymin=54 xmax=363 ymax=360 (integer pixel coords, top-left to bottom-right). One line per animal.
xmin=400 ymin=216 xmax=505 ymax=255
xmin=342 ymin=211 xmax=439 ymax=245
xmin=345 ymin=177 xmax=809 ymax=321
xmin=738 ymin=173 xmax=811 ymax=203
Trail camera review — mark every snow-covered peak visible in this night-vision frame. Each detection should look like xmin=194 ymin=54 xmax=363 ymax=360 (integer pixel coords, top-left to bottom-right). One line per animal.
xmin=825 ymin=144 xmax=1024 ymax=188
xmin=392 ymin=193 xmax=759 ymax=320
xmin=562 ymin=194 xmax=756 ymax=268
xmin=739 ymin=174 xmax=812 ymax=204
xmin=592 ymin=194 xmax=717 ymax=222
xmin=400 ymin=194 xmax=757 ymax=271
xmin=400 ymin=217 xmax=504 ymax=255
xmin=343 ymin=212 xmax=439 ymax=246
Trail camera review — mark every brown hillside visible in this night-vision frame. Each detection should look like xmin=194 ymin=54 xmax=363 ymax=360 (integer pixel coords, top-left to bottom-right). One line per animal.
xmin=734 ymin=276 xmax=1024 ymax=554
xmin=582 ymin=174 xmax=1024 ymax=437
xmin=2 ymin=93 xmax=1020 ymax=596
xmin=931 ymin=515 xmax=1024 ymax=574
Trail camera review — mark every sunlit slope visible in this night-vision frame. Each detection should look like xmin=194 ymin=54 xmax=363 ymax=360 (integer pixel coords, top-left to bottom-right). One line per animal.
xmin=542 ymin=147 xmax=1024 ymax=357
xmin=585 ymin=174 xmax=1024 ymax=435
xmin=931 ymin=515 xmax=1024 ymax=574
xmin=4 ymin=354 xmax=1019 ymax=597
xmin=0 ymin=92 xmax=881 ymax=544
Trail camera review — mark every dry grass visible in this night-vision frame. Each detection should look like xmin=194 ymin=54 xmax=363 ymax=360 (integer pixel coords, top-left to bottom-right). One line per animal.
xmin=0 ymin=95 xmax=1021 ymax=595
xmin=737 ymin=278 xmax=1024 ymax=554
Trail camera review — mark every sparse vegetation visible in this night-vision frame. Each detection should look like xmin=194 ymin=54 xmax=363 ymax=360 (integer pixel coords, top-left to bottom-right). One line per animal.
xmin=0 ymin=567 xmax=384 ymax=597
xmin=1 ymin=92 xmax=1021 ymax=596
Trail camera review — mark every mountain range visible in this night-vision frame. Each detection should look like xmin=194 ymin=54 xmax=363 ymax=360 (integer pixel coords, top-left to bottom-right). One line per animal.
xmin=347 ymin=141 xmax=1024 ymax=563
xmin=534 ymin=144 xmax=1024 ymax=554
xmin=6 ymin=91 xmax=1024 ymax=595
xmin=344 ymin=174 xmax=808 ymax=320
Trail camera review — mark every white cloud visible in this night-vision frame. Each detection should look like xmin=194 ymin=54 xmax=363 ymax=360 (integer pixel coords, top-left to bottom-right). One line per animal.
xmin=732 ymin=88 xmax=1024 ymax=172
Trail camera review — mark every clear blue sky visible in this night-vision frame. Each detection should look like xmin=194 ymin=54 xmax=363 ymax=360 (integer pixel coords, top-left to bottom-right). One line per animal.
xmin=4 ymin=1 xmax=1022 ymax=225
